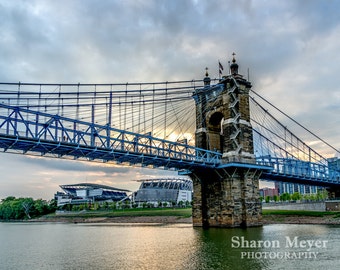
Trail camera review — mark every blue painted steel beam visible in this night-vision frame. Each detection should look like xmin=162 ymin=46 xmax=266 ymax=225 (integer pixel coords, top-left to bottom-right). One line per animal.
xmin=217 ymin=162 xmax=273 ymax=171
xmin=256 ymin=156 xmax=340 ymax=186
xmin=0 ymin=104 xmax=222 ymax=170
xmin=1 ymin=104 xmax=340 ymax=186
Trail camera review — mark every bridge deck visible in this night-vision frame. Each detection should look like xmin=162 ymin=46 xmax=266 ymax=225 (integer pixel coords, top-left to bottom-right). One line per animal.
xmin=0 ymin=103 xmax=340 ymax=187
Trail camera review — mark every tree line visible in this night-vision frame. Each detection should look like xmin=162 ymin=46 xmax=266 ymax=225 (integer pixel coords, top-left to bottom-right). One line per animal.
xmin=61 ymin=200 xmax=192 ymax=212
xmin=0 ymin=196 xmax=57 ymax=220
xmin=261 ymin=190 xmax=329 ymax=203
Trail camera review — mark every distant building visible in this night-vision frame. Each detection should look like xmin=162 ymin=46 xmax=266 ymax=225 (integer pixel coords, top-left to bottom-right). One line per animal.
xmin=133 ymin=178 xmax=192 ymax=205
xmin=260 ymin=181 xmax=324 ymax=199
xmin=260 ymin=187 xmax=279 ymax=198
xmin=275 ymin=182 xmax=320 ymax=195
xmin=55 ymin=183 xmax=129 ymax=207
xmin=260 ymin=182 xmax=324 ymax=202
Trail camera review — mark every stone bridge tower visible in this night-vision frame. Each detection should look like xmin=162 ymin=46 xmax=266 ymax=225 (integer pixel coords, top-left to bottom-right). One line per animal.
xmin=191 ymin=55 xmax=265 ymax=228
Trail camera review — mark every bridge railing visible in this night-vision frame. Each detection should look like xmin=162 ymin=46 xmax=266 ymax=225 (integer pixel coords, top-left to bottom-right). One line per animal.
xmin=256 ymin=155 xmax=340 ymax=184
xmin=0 ymin=104 xmax=222 ymax=168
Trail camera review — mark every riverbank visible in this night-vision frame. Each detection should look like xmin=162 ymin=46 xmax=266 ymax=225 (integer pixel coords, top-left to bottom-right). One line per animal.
xmin=33 ymin=215 xmax=340 ymax=225
xmin=28 ymin=209 xmax=340 ymax=225
xmin=34 ymin=215 xmax=193 ymax=224
xmin=262 ymin=214 xmax=340 ymax=225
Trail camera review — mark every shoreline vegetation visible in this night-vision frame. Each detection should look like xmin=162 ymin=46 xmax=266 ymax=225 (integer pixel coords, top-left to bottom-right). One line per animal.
xmin=17 ymin=208 xmax=340 ymax=225
xmin=2 ymin=195 xmax=339 ymax=225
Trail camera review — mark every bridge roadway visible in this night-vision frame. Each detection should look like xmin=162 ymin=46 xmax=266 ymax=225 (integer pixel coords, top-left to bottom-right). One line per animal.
xmin=0 ymin=103 xmax=340 ymax=187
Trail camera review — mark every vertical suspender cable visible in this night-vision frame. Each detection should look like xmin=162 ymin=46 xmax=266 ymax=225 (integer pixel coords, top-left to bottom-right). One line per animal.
xmin=17 ymin=81 xmax=20 ymax=106
xmin=76 ymin=83 xmax=80 ymax=121
xmin=94 ymin=84 xmax=97 ymax=123
xmin=119 ymin=96 xmax=121 ymax=130
xmin=108 ymin=84 xmax=112 ymax=128
xmin=131 ymin=100 xmax=134 ymax=132
xmin=91 ymin=103 xmax=95 ymax=147
xmin=106 ymin=85 xmax=113 ymax=148
xmin=143 ymin=95 xmax=146 ymax=134
xmin=152 ymin=83 xmax=155 ymax=136
xmin=164 ymin=81 xmax=168 ymax=139
xmin=76 ymin=83 xmax=80 ymax=143
xmin=138 ymin=83 xmax=142 ymax=133
xmin=124 ymin=83 xmax=128 ymax=132
xmin=57 ymin=85 xmax=60 ymax=115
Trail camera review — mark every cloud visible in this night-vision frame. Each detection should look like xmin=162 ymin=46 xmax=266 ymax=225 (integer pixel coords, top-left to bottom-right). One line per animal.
xmin=1 ymin=0 xmax=340 ymax=199
xmin=0 ymin=153 xmax=179 ymax=199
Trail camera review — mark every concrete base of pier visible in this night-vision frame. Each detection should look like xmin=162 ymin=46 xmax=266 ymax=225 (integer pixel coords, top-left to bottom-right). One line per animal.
xmin=191 ymin=167 xmax=262 ymax=228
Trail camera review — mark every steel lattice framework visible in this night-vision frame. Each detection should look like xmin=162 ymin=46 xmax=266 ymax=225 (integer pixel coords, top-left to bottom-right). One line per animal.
xmin=0 ymin=103 xmax=221 ymax=169
xmin=0 ymin=81 xmax=340 ymax=187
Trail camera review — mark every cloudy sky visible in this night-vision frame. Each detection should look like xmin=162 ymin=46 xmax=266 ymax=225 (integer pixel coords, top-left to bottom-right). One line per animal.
xmin=1 ymin=0 xmax=340 ymax=200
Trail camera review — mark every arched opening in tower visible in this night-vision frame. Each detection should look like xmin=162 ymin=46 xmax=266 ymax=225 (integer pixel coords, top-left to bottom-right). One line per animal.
xmin=207 ymin=112 xmax=224 ymax=152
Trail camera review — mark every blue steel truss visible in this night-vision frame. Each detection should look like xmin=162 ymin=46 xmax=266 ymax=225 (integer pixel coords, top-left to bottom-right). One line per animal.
xmin=0 ymin=97 xmax=340 ymax=187
xmin=0 ymin=104 xmax=222 ymax=169
xmin=255 ymin=155 xmax=340 ymax=186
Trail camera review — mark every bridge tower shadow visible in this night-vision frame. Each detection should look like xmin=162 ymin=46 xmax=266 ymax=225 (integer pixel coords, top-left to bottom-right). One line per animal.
xmin=191 ymin=55 xmax=265 ymax=228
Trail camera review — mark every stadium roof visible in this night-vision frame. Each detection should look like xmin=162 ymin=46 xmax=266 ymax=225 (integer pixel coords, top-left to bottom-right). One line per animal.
xmin=136 ymin=178 xmax=191 ymax=183
xmin=60 ymin=183 xmax=130 ymax=192
xmin=136 ymin=178 xmax=192 ymax=191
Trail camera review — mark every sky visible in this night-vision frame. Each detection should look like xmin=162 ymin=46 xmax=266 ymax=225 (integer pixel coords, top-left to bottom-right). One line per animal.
xmin=1 ymin=0 xmax=340 ymax=200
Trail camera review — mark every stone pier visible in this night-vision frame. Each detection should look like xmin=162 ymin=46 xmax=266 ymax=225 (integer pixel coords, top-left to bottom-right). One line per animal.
xmin=191 ymin=55 xmax=265 ymax=227
xmin=191 ymin=167 xmax=262 ymax=228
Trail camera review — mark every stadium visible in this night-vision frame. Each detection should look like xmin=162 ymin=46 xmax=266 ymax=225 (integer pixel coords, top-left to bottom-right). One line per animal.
xmin=133 ymin=178 xmax=193 ymax=206
xmin=55 ymin=183 xmax=129 ymax=207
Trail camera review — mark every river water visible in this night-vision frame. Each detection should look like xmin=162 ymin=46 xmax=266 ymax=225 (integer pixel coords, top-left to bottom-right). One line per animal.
xmin=0 ymin=222 xmax=339 ymax=270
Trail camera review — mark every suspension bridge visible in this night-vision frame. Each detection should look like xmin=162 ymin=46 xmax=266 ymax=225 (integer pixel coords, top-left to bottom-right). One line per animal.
xmin=0 ymin=57 xmax=339 ymax=227
xmin=0 ymin=80 xmax=339 ymax=186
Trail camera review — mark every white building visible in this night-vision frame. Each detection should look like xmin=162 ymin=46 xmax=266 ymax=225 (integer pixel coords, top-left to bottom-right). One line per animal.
xmin=55 ymin=183 xmax=129 ymax=207
xmin=133 ymin=178 xmax=192 ymax=206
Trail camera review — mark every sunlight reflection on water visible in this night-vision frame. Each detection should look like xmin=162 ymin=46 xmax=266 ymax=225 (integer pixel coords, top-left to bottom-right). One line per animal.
xmin=0 ymin=223 xmax=339 ymax=270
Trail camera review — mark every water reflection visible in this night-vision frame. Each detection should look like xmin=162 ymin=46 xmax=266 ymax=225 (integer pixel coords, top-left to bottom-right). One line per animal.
xmin=0 ymin=223 xmax=339 ymax=270
xmin=191 ymin=227 xmax=268 ymax=270
xmin=74 ymin=223 xmax=200 ymax=270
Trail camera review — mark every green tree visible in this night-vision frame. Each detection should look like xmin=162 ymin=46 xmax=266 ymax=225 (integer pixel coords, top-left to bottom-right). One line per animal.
xmin=158 ymin=201 xmax=162 ymax=208
xmin=102 ymin=201 xmax=109 ymax=210
xmin=316 ymin=189 xmax=328 ymax=201
xmin=0 ymin=197 xmax=55 ymax=220
xmin=124 ymin=200 xmax=130 ymax=209
xmin=118 ymin=201 xmax=122 ymax=209
xmin=291 ymin=192 xmax=302 ymax=201
xmin=2 ymin=196 xmax=16 ymax=202
xmin=171 ymin=201 xmax=176 ymax=208
xmin=22 ymin=198 xmax=34 ymax=219
xmin=310 ymin=194 xmax=317 ymax=201
xmin=303 ymin=194 xmax=311 ymax=202
xmin=93 ymin=202 xmax=100 ymax=211
xmin=48 ymin=199 xmax=57 ymax=212
xmin=33 ymin=199 xmax=50 ymax=215
xmin=110 ymin=202 xmax=117 ymax=210
xmin=280 ymin=193 xmax=291 ymax=202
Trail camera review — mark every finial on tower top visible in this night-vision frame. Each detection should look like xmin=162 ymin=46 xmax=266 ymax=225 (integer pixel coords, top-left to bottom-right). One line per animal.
xmin=230 ymin=52 xmax=238 ymax=75
xmin=232 ymin=52 xmax=236 ymax=63
xmin=204 ymin=67 xmax=211 ymax=86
